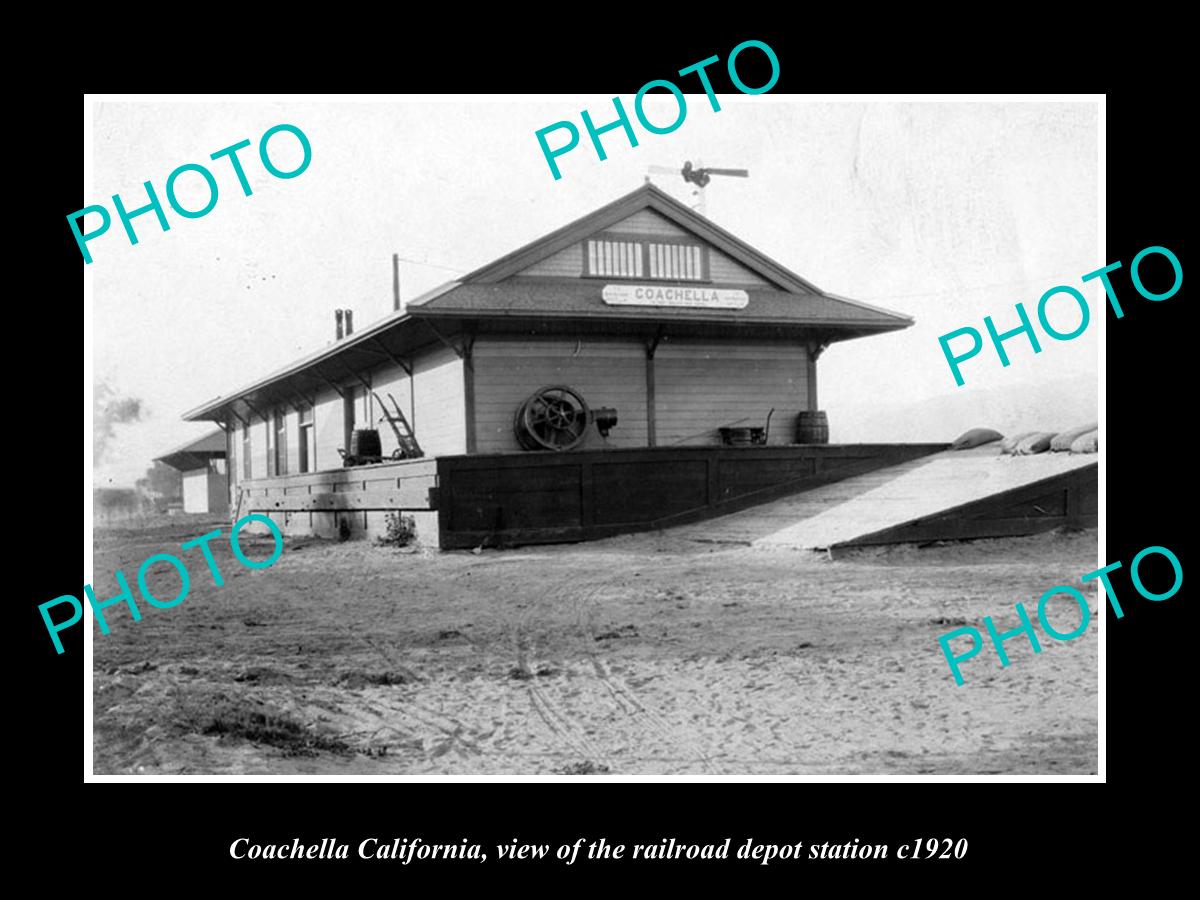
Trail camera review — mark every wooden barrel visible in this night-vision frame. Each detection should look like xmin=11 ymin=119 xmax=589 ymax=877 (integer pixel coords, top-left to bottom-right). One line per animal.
xmin=796 ymin=411 xmax=829 ymax=444
xmin=350 ymin=428 xmax=382 ymax=458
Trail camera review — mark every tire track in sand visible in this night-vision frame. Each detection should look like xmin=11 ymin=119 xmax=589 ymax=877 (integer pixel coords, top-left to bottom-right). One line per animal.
xmin=435 ymin=560 xmax=612 ymax=769
xmin=341 ymin=567 xmax=607 ymax=770
xmin=569 ymin=570 xmax=723 ymax=774
xmin=329 ymin=623 xmax=491 ymax=757
xmin=509 ymin=594 xmax=614 ymax=770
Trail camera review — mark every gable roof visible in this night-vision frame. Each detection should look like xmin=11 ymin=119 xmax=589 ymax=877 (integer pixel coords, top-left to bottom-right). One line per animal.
xmin=463 ymin=182 xmax=809 ymax=288
xmin=411 ymin=182 xmax=912 ymax=329
xmin=183 ymin=185 xmax=913 ymax=424
xmin=155 ymin=429 xmax=226 ymax=470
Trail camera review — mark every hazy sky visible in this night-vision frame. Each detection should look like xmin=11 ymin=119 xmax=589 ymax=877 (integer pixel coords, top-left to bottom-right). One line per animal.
xmin=89 ymin=98 xmax=1098 ymax=487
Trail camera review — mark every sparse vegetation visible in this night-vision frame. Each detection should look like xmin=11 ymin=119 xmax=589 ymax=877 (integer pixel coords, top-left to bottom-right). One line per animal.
xmin=553 ymin=761 xmax=611 ymax=775
xmin=184 ymin=698 xmax=351 ymax=757
xmin=335 ymin=670 xmax=408 ymax=689
xmin=377 ymin=512 xmax=417 ymax=547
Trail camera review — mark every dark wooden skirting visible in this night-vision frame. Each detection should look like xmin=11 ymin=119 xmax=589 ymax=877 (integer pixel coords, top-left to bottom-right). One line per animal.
xmin=833 ymin=462 xmax=1098 ymax=549
xmin=437 ymin=443 xmax=948 ymax=550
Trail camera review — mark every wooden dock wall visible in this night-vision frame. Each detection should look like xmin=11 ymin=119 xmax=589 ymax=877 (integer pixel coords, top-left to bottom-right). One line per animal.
xmin=436 ymin=444 xmax=948 ymax=550
xmin=238 ymin=458 xmax=439 ymax=544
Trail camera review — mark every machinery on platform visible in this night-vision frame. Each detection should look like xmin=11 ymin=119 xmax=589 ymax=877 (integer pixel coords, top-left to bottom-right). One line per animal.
xmin=513 ymin=385 xmax=618 ymax=452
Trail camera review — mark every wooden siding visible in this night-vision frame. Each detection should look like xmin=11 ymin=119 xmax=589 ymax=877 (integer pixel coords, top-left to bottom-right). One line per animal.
xmin=313 ymin=386 xmax=345 ymax=473
xmin=512 ymin=207 xmax=772 ymax=287
xmin=472 ymin=337 xmax=648 ymax=452
xmin=283 ymin=407 xmax=300 ymax=475
xmin=227 ymin=345 xmax=464 ymax=498
xmin=437 ymin=444 xmax=948 ymax=549
xmin=412 ymin=345 xmax=467 ymax=456
xmin=250 ymin=416 xmax=268 ymax=480
xmin=182 ymin=469 xmax=210 ymax=514
xmin=654 ymin=340 xmax=808 ymax=447
xmin=370 ymin=362 xmax=415 ymax=458
xmin=609 ymin=209 xmax=690 ymax=237
xmin=707 ymin=250 xmax=771 ymax=287
xmin=518 ymin=242 xmax=582 ymax=277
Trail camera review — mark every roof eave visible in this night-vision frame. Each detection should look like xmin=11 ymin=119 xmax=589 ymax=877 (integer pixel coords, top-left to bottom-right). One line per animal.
xmin=410 ymin=305 xmax=913 ymax=333
xmin=183 ymin=311 xmax=420 ymax=422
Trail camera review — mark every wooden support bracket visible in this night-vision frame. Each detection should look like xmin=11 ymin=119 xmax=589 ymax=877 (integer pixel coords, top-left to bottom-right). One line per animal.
xmin=284 ymin=378 xmax=317 ymax=415
xmin=310 ymin=366 xmax=347 ymax=399
xmin=371 ymin=337 xmax=413 ymax=377
xmin=646 ymin=326 xmax=665 ymax=359
xmin=336 ymin=358 xmax=375 ymax=394
xmin=422 ymin=318 xmax=469 ymax=359
xmin=240 ymin=397 xmax=267 ymax=423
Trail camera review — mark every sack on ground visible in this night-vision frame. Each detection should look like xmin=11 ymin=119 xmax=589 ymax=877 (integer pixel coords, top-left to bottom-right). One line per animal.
xmin=951 ymin=427 xmax=1004 ymax=450
xmin=1050 ymin=422 xmax=1099 ymax=451
xmin=1000 ymin=431 xmax=1038 ymax=455
xmin=1069 ymin=430 xmax=1098 ymax=454
xmin=1014 ymin=432 xmax=1056 ymax=455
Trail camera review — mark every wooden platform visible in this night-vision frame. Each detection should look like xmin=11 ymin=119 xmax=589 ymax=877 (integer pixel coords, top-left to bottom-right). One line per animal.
xmin=234 ymin=443 xmax=1096 ymax=552
xmin=748 ymin=446 xmax=1097 ymax=551
xmin=436 ymin=444 xmax=947 ymax=550
xmin=667 ymin=454 xmax=942 ymax=545
xmin=239 ymin=457 xmax=439 ymax=542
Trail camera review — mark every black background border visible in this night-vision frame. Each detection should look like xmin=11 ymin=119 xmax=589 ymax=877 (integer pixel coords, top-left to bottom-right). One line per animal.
xmin=23 ymin=22 xmax=1187 ymax=885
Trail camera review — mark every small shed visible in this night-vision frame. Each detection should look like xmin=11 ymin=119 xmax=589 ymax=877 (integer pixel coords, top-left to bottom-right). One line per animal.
xmin=155 ymin=430 xmax=229 ymax=515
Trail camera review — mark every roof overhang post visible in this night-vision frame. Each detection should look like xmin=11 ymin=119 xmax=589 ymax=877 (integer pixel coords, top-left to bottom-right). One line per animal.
xmin=644 ymin=327 xmax=665 ymax=447
xmin=805 ymin=338 xmax=829 ymax=412
xmin=461 ymin=331 xmax=476 ymax=454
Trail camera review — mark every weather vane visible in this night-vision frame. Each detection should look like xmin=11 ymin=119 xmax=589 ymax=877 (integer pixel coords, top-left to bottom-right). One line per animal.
xmin=646 ymin=160 xmax=749 ymax=215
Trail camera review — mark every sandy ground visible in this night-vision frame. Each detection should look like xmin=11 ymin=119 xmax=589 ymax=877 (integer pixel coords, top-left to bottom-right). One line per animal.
xmin=91 ymin=515 xmax=1098 ymax=775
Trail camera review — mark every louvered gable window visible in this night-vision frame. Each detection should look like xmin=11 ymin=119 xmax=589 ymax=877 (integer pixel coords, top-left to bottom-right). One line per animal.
xmin=585 ymin=236 xmax=707 ymax=282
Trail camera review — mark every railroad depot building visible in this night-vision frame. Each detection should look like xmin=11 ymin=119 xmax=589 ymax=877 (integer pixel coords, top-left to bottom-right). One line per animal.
xmin=184 ymin=183 xmax=920 ymax=548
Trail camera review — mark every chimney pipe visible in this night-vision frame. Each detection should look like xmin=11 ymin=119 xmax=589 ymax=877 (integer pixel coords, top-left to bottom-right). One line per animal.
xmin=344 ymin=309 xmax=354 ymax=335
xmin=393 ymin=253 xmax=402 ymax=312
xmin=335 ymin=309 xmax=344 ymax=340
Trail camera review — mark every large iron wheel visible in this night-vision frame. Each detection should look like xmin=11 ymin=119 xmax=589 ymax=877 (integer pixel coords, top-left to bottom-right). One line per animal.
xmin=515 ymin=385 xmax=590 ymax=451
